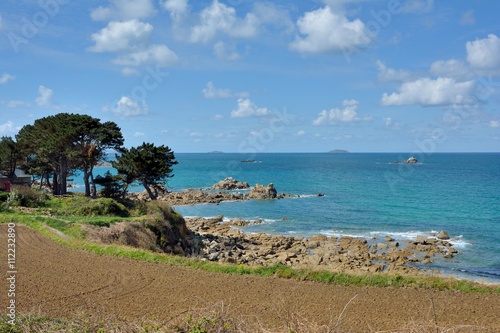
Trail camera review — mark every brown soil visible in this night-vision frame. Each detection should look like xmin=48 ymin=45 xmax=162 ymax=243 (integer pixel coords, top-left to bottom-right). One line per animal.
xmin=1 ymin=225 xmax=499 ymax=332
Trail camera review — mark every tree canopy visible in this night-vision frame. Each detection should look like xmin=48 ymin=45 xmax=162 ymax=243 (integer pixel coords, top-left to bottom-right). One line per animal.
xmin=16 ymin=113 xmax=124 ymax=196
xmin=113 ymin=142 xmax=178 ymax=200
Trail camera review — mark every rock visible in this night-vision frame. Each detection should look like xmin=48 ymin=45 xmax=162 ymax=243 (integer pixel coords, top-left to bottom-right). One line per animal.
xmin=388 ymin=241 xmax=399 ymax=248
xmin=415 ymin=236 xmax=428 ymax=244
xmin=385 ymin=236 xmax=395 ymax=242
xmin=377 ymin=243 xmax=388 ymax=250
xmin=404 ymin=156 xmax=418 ymax=164
xmin=211 ymin=177 xmax=250 ymax=190
xmin=246 ymin=183 xmax=278 ymax=199
xmin=436 ymin=230 xmax=450 ymax=240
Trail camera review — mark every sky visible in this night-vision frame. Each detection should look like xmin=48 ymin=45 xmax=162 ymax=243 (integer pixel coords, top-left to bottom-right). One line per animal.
xmin=0 ymin=0 xmax=499 ymax=153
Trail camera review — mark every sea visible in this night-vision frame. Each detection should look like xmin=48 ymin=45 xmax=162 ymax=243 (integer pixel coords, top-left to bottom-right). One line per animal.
xmin=71 ymin=153 xmax=500 ymax=284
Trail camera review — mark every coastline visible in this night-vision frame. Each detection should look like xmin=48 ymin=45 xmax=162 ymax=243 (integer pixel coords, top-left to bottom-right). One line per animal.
xmin=126 ymin=185 xmax=479 ymax=283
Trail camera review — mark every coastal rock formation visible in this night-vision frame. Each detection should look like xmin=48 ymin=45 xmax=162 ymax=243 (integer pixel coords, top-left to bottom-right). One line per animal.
xmin=211 ymin=177 xmax=250 ymax=190
xmin=436 ymin=230 xmax=450 ymax=240
xmin=246 ymin=183 xmax=277 ymax=199
xmin=404 ymin=156 xmax=418 ymax=164
xmin=183 ymin=217 xmax=462 ymax=275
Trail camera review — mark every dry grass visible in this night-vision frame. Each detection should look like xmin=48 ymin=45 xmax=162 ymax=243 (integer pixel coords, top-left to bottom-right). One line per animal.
xmin=1 ymin=300 xmax=492 ymax=333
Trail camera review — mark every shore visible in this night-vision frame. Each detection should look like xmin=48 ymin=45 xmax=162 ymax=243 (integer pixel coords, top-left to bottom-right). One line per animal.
xmin=3 ymin=224 xmax=499 ymax=332
xmin=125 ymin=184 xmax=464 ymax=279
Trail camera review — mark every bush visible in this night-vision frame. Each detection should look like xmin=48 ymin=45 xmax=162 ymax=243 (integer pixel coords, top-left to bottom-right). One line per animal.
xmin=8 ymin=186 xmax=49 ymax=208
xmin=0 ymin=192 xmax=9 ymax=202
xmin=73 ymin=197 xmax=129 ymax=217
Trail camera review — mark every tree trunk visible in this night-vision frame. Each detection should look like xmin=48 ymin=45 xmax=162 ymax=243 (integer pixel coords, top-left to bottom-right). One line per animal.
xmin=83 ymin=167 xmax=91 ymax=197
xmin=52 ymin=172 xmax=59 ymax=196
xmin=142 ymin=180 xmax=157 ymax=200
xmin=90 ymin=166 xmax=97 ymax=198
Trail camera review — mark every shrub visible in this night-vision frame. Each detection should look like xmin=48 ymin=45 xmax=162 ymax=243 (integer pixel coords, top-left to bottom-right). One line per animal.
xmin=73 ymin=197 xmax=129 ymax=217
xmin=8 ymin=186 xmax=49 ymax=208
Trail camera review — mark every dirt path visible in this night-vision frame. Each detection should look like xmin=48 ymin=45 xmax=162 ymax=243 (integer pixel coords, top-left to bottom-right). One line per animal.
xmin=1 ymin=225 xmax=499 ymax=332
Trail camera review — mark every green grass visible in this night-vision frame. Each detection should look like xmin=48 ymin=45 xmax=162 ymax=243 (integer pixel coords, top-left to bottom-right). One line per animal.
xmin=1 ymin=207 xmax=499 ymax=294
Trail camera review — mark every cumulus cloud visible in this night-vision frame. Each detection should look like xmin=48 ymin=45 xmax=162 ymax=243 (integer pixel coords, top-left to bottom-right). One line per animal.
xmin=376 ymin=60 xmax=413 ymax=82
xmin=466 ymin=34 xmax=500 ymax=72
xmin=202 ymin=81 xmax=247 ymax=99
xmin=313 ymin=99 xmax=371 ymax=125
xmin=0 ymin=73 xmax=15 ymax=84
xmin=429 ymin=59 xmax=474 ymax=81
xmin=91 ymin=0 xmax=156 ymax=21
xmin=104 ymin=96 xmax=148 ymax=116
xmin=290 ymin=6 xmax=369 ymax=54
xmin=381 ymin=77 xmax=476 ymax=107
xmin=231 ymin=98 xmax=269 ymax=118
xmin=36 ymin=85 xmax=54 ymax=107
xmin=88 ymin=20 xmax=153 ymax=53
xmin=190 ymin=0 xmax=259 ymax=43
xmin=113 ymin=44 xmax=178 ymax=67
xmin=161 ymin=0 xmax=189 ymax=21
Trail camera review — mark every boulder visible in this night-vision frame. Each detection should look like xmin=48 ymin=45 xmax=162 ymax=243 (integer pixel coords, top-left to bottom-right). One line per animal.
xmin=247 ymin=183 xmax=278 ymax=199
xmin=404 ymin=156 xmax=418 ymax=164
xmin=436 ymin=230 xmax=450 ymax=240
xmin=211 ymin=177 xmax=250 ymax=190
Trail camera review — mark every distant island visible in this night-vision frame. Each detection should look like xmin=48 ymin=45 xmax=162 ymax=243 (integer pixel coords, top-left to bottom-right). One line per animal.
xmin=328 ymin=149 xmax=349 ymax=153
xmin=209 ymin=151 xmax=224 ymax=154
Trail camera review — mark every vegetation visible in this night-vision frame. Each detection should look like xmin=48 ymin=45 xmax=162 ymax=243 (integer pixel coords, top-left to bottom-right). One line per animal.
xmin=2 ymin=113 xmax=177 ymax=199
xmin=113 ymin=142 xmax=178 ymax=200
xmin=15 ymin=113 xmax=124 ymax=196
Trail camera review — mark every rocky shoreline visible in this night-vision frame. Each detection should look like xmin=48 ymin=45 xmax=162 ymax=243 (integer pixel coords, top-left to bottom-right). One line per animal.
xmin=127 ymin=177 xmax=322 ymax=205
xmin=123 ymin=178 xmax=459 ymax=277
xmin=184 ymin=215 xmax=460 ymax=276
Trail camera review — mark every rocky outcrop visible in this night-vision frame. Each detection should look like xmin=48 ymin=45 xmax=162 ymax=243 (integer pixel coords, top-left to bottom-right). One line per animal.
xmin=404 ymin=156 xmax=418 ymax=164
xmin=182 ymin=218 xmax=460 ymax=275
xmin=211 ymin=177 xmax=250 ymax=190
xmin=246 ymin=183 xmax=277 ymax=199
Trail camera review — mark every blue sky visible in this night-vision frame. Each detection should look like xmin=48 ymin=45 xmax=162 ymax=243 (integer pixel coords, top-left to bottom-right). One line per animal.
xmin=1 ymin=0 xmax=499 ymax=152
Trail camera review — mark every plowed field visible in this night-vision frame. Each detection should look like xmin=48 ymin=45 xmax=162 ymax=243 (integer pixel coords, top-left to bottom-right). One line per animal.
xmin=1 ymin=225 xmax=499 ymax=332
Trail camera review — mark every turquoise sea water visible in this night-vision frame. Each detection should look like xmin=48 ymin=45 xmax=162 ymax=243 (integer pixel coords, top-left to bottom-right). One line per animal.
xmin=77 ymin=153 xmax=500 ymax=283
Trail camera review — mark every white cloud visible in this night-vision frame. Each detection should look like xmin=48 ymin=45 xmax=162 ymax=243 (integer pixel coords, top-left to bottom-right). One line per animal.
xmin=460 ymin=10 xmax=475 ymax=26
xmin=252 ymin=2 xmax=294 ymax=34
xmin=400 ymin=0 xmax=433 ymax=13
xmin=0 ymin=121 xmax=15 ymax=133
xmin=290 ymin=6 xmax=369 ymax=54
xmin=212 ymin=114 xmax=224 ymax=120
xmin=430 ymin=59 xmax=474 ymax=81
xmin=88 ymin=20 xmax=153 ymax=53
xmin=0 ymin=73 xmax=15 ymax=84
xmin=381 ymin=77 xmax=476 ymax=107
xmin=7 ymin=100 xmax=30 ymax=108
xmin=376 ymin=60 xmax=412 ymax=82
xmin=134 ymin=131 xmax=145 ymax=137
xmin=202 ymin=81 xmax=247 ymax=99
xmin=313 ymin=99 xmax=371 ymax=125
xmin=489 ymin=120 xmax=500 ymax=128
xmin=466 ymin=34 xmax=500 ymax=72
xmin=385 ymin=117 xmax=392 ymax=127
xmin=231 ymin=98 xmax=270 ymax=118
xmin=213 ymin=41 xmax=240 ymax=61
xmin=91 ymin=0 xmax=156 ymax=21
xmin=190 ymin=0 xmax=259 ymax=43
xmin=36 ymin=85 xmax=54 ymax=107
xmin=161 ymin=0 xmax=189 ymax=21
xmin=113 ymin=44 xmax=178 ymax=67
xmin=189 ymin=131 xmax=203 ymax=137
xmin=105 ymin=96 xmax=148 ymax=116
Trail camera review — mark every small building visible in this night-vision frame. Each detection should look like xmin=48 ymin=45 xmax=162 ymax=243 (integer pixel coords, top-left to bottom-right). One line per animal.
xmin=0 ymin=168 xmax=32 ymax=191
